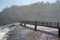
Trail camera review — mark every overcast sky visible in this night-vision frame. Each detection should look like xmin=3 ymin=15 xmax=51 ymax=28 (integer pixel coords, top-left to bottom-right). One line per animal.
xmin=0 ymin=0 xmax=57 ymax=12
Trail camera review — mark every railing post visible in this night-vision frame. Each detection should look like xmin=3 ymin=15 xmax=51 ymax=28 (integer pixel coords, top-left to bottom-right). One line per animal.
xmin=57 ymin=22 xmax=60 ymax=37
xmin=42 ymin=22 xmax=44 ymax=26
xmin=35 ymin=21 xmax=38 ymax=31
xmin=20 ymin=21 xmax=23 ymax=26
xmin=45 ymin=22 xmax=48 ymax=26
xmin=20 ymin=23 xmax=23 ymax=26
xmin=58 ymin=28 xmax=60 ymax=37
xmin=24 ymin=23 xmax=26 ymax=27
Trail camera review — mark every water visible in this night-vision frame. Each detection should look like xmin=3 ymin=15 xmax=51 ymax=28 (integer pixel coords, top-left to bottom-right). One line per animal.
xmin=0 ymin=23 xmax=59 ymax=40
xmin=26 ymin=24 xmax=58 ymax=35
xmin=0 ymin=25 xmax=15 ymax=40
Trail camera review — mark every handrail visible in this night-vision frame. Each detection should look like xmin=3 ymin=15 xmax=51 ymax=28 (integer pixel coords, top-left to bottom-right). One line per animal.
xmin=19 ymin=21 xmax=60 ymax=37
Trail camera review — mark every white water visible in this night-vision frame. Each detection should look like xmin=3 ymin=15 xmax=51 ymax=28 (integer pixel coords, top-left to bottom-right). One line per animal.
xmin=0 ymin=23 xmax=58 ymax=40
xmin=0 ymin=23 xmax=19 ymax=40
xmin=26 ymin=24 xmax=58 ymax=34
xmin=0 ymin=27 xmax=15 ymax=40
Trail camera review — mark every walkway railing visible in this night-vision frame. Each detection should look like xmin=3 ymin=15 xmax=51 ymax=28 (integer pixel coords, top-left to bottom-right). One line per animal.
xmin=19 ymin=21 xmax=60 ymax=37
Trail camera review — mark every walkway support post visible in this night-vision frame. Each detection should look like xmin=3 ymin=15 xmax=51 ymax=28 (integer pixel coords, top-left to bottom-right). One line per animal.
xmin=20 ymin=21 xmax=23 ymax=26
xmin=24 ymin=23 xmax=26 ymax=27
xmin=58 ymin=28 xmax=60 ymax=37
xmin=35 ymin=21 xmax=38 ymax=31
xmin=20 ymin=23 xmax=23 ymax=26
xmin=57 ymin=22 xmax=60 ymax=37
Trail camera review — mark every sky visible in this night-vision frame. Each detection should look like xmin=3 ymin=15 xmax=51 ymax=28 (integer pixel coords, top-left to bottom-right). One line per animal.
xmin=0 ymin=0 xmax=57 ymax=12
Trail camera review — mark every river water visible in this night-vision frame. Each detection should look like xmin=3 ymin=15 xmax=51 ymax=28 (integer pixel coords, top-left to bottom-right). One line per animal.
xmin=0 ymin=23 xmax=60 ymax=40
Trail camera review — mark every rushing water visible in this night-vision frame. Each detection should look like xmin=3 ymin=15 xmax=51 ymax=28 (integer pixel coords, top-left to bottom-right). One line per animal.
xmin=0 ymin=23 xmax=59 ymax=40
xmin=0 ymin=27 xmax=15 ymax=40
